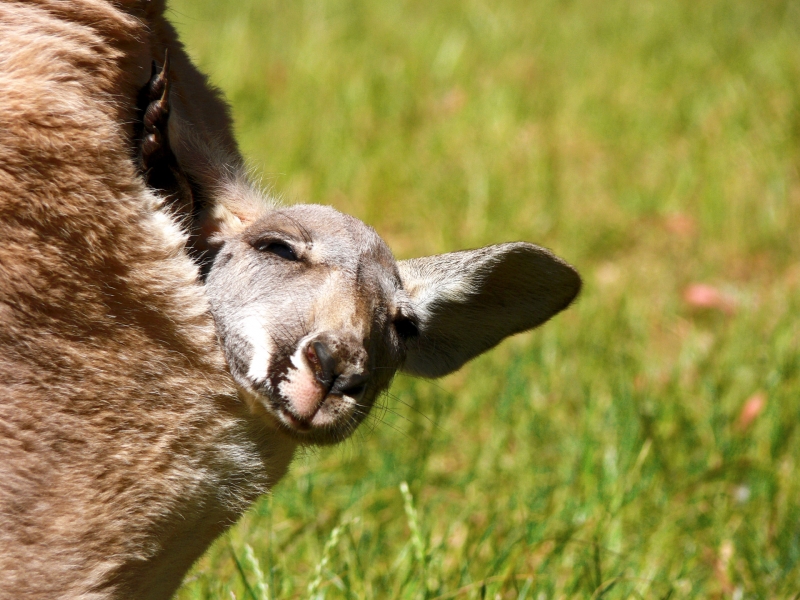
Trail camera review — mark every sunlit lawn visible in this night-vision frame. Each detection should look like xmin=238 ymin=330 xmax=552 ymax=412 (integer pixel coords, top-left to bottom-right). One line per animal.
xmin=170 ymin=0 xmax=800 ymax=597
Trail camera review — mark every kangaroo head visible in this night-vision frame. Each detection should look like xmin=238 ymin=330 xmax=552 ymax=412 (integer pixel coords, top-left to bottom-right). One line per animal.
xmin=131 ymin=59 xmax=580 ymax=444
xmin=205 ymin=203 xmax=581 ymax=445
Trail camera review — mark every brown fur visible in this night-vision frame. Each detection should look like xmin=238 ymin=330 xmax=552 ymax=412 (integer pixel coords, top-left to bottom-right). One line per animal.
xmin=0 ymin=2 xmax=294 ymax=598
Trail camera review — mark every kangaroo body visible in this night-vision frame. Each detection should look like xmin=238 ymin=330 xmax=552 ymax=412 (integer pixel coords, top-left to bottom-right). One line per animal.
xmin=0 ymin=2 xmax=291 ymax=597
xmin=0 ymin=2 xmax=580 ymax=599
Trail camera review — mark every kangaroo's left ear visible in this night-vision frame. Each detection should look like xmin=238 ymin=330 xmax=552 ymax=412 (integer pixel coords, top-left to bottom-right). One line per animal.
xmin=397 ymin=242 xmax=581 ymax=378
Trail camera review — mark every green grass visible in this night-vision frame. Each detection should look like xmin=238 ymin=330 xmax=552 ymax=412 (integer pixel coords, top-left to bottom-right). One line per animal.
xmin=169 ymin=0 xmax=800 ymax=597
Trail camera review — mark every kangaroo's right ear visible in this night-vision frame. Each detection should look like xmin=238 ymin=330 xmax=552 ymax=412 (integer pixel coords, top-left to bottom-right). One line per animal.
xmin=171 ymin=120 xmax=271 ymax=245
xmin=398 ymin=242 xmax=581 ymax=378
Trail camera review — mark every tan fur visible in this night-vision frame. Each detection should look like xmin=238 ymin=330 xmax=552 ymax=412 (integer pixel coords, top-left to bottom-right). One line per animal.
xmin=0 ymin=2 xmax=581 ymax=598
xmin=0 ymin=2 xmax=295 ymax=598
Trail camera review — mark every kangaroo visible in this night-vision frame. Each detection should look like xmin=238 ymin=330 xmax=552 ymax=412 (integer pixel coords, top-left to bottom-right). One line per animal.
xmin=136 ymin=58 xmax=581 ymax=447
xmin=0 ymin=1 xmax=580 ymax=599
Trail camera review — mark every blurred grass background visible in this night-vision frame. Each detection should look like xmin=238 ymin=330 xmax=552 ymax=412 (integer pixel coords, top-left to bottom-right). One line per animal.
xmin=169 ymin=0 xmax=800 ymax=597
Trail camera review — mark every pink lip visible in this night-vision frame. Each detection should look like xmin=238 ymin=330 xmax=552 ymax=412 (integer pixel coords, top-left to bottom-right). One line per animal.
xmin=279 ymin=407 xmax=312 ymax=432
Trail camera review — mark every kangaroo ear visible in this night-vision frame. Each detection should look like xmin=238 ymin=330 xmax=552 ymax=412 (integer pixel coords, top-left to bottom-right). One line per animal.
xmin=171 ymin=120 xmax=269 ymax=244
xmin=398 ymin=242 xmax=581 ymax=378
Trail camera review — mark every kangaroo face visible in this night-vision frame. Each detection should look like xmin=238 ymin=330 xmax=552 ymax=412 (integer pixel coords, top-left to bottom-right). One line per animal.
xmin=206 ymin=203 xmax=581 ymax=446
xmin=206 ymin=204 xmax=416 ymax=444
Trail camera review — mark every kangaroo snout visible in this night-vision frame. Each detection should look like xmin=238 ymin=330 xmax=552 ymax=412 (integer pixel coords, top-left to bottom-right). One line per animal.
xmin=306 ymin=334 xmax=369 ymax=398
xmin=277 ymin=333 xmax=370 ymax=429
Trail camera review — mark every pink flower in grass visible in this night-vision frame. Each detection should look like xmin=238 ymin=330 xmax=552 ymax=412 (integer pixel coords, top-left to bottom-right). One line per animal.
xmin=683 ymin=284 xmax=736 ymax=314
xmin=737 ymin=393 xmax=766 ymax=431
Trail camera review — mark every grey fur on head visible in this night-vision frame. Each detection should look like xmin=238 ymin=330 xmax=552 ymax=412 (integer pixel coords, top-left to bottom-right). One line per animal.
xmin=206 ymin=204 xmax=581 ymax=445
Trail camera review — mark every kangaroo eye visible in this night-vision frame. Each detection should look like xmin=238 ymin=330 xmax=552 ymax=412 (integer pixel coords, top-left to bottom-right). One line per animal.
xmin=394 ymin=317 xmax=419 ymax=341
xmin=255 ymin=241 xmax=298 ymax=261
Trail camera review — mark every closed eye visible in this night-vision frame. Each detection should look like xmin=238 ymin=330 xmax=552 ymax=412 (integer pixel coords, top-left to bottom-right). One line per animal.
xmin=254 ymin=241 xmax=298 ymax=261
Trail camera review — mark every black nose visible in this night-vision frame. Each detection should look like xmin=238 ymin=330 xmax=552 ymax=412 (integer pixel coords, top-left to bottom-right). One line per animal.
xmin=331 ymin=371 xmax=369 ymax=397
xmin=308 ymin=337 xmax=369 ymax=397
xmin=311 ymin=340 xmax=337 ymax=386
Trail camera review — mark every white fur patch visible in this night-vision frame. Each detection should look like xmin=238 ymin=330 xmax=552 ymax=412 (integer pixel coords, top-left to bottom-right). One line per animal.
xmin=150 ymin=207 xmax=189 ymax=255
xmin=240 ymin=314 xmax=272 ymax=383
